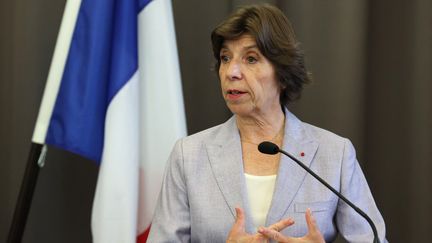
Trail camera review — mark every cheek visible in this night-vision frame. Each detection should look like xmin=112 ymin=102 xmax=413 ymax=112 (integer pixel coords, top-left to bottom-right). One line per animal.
xmin=218 ymin=63 xmax=227 ymax=77
xmin=269 ymin=84 xmax=281 ymax=102
xmin=259 ymin=78 xmax=280 ymax=102
xmin=218 ymin=68 xmax=224 ymax=86
xmin=267 ymin=73 xmax=280 ymax=95
xmin=271 ymin=80 xmax=281 ymax=96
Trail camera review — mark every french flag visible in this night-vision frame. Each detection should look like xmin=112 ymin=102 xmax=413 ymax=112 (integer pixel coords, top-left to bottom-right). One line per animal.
xmin=32 ymin=0 xmax=187 ymax=242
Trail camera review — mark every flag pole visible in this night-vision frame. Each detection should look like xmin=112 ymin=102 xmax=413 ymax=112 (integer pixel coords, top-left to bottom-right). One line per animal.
xmin=7 ymin=0 xmax=81 ymax=241
xmin=7 ymin=143 xmax=46 ymax=243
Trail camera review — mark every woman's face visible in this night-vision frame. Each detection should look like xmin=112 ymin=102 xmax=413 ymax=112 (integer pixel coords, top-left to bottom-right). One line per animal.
xmin=219 ymin=35 xmax=281 ymax=117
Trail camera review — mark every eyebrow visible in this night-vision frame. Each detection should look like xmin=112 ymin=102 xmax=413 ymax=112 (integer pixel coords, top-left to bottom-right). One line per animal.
xmin=243 ymin=44 xmax=258 ymax=50
xmin=220 ymin=44 xmax=259 ymax=52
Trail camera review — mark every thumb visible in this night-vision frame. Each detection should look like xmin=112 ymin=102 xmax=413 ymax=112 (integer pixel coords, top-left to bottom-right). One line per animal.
xmin=227 ymin=207 xmax=247 ymax=241
xmin=233 ymin=207 xmax=245 ymax=230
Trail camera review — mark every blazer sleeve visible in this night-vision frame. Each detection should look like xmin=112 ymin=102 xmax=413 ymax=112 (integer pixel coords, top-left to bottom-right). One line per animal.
xmin=336 ymin=139 xmax=388 ymax=243
xmin=147 ymin=139 xmax=191 ymax=243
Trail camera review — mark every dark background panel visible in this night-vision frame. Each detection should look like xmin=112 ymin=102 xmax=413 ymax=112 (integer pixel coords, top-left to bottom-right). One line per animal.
xmin=1 ymin=0 xmax=431 ymax=242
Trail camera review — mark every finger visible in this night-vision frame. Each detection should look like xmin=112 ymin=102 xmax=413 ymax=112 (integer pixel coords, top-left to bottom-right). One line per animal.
xmin=305 ymin=208 xmax=325 ymax=242
xmin=305 ymin=208 xmax=319 ymax=233
xmin=253 ymin=233 xmax=269 ymax=242
xmin=258 ymin=227 xmax=291 ymax=242
xmin=233 ymin=207 xmax=245 ymax=230
xmin=267 ymin=218 xmax=295 ymax=232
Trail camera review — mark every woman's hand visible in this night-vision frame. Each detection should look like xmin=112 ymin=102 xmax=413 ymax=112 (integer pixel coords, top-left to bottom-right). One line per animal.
xmin=227 ymin=207 xmax=295 ymax=243
xmin=226 ymin=207 xmax=267 ymax=243
xmin=257 ymin=208 xmax=325 ymax=243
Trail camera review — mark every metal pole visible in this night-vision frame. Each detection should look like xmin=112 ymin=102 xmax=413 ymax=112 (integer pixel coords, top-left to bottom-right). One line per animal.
xmin=7 ymin=143 xmax=46 ymax=243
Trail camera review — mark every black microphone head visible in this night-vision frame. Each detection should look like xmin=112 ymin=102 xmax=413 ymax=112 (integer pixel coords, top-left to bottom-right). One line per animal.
xmin=258 ymin=141 xmax=280 ymax=155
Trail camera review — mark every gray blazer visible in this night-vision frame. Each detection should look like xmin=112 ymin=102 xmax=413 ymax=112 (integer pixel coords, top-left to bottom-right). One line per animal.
xmin=147 ymin=111 xmax=387 ymax=243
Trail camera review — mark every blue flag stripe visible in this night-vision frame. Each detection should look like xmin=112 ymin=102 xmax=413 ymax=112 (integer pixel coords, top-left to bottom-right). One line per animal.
xmin=46 ymin=0 xmax=151 ymax=162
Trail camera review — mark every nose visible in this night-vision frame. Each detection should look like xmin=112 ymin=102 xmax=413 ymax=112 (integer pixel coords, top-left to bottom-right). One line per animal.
xmin=226 ymin=59 xmax=242 ymax=81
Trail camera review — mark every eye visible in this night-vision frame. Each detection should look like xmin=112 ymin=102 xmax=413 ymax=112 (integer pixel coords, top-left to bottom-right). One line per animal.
xmin=246 ymin=56 xmax=258 ymax=64
xmin=220 ymin=55 xmax=230 ymax=63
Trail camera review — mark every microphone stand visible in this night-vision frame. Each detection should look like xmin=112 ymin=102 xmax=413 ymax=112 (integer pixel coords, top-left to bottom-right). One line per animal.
xmin=279 ymin=149 xmax=379 ymax=243
xmin=260 ymin=141 xmax=380 ymax=243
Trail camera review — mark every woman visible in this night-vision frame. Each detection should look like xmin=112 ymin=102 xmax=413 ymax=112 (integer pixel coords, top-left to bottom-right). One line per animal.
xmin=148 ymin=4 xmax=387 ymax=243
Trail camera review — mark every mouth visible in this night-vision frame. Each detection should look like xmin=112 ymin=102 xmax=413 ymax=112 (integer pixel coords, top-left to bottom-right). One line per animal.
xmin=226 ymin=89 xmax=247 ymax=101
xmin=227 ymin=89 xmax=247 ymax=95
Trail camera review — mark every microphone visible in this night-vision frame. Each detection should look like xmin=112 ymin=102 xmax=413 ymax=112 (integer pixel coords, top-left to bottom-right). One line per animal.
xmin=258 ymin=141 xmax=380 ymax=243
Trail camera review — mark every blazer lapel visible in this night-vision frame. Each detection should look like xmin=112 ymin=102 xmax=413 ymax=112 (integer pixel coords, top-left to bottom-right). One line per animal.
xmin=266 ymin=111 xmax=319 ymax=225
xmin=205 ymin=117 xmax=256 ymax=233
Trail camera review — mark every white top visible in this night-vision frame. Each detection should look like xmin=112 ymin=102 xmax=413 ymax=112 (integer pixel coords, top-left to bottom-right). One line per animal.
xmin=244 ymin=173 xmax=277 ymax=227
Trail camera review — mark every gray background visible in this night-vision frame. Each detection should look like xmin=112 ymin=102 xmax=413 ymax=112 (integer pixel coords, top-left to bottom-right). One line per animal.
xmin=1 ymin=0 xmax=431 ymax=242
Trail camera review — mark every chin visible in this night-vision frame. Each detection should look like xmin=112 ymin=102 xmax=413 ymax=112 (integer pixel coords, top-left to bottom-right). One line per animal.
xmin=226 ymin=103 xmax=255 ymax=117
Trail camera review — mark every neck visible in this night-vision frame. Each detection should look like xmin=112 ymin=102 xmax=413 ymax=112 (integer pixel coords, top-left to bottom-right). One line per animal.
xmin=236 ymin=107 xmax=285 ymax=145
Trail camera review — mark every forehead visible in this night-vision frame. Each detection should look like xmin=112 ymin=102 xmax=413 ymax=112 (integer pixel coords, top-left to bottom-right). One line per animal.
xmin=221 ymin=34 xmax=258 ymax=51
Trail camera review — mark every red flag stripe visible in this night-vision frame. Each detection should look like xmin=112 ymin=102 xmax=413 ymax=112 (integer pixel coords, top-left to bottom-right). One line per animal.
xmin=137 ymin=225 xmax=151 ymax=243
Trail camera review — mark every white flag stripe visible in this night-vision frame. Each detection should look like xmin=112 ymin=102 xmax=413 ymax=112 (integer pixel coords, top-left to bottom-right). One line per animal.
xmin=137 ymin=0 xmax=187 ymax=233
xmin=92 ymin=72 xmax=140 ymax=243
xmin=32 ymin=0 xmax=82 ymax=144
